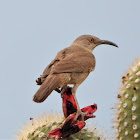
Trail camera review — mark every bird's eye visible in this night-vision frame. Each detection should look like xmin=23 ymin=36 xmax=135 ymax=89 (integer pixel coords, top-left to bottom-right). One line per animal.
xmin=90 ymin=38 xmax=94 ymax=43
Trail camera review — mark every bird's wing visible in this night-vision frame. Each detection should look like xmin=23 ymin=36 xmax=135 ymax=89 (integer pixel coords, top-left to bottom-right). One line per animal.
xmin=35 ymin=59 xmax=59 ymax=85
xmin=37 ymin=48 xmax=70 ymax=84
xmin=42 ymin=59 xmax=60 ymax=77
xmin=51 ymin=52 xmax=95 ymax=74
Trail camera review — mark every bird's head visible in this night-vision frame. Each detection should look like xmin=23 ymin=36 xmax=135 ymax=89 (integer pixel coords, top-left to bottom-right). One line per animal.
xmin=73 ymin=35 xmax=118 ymax=52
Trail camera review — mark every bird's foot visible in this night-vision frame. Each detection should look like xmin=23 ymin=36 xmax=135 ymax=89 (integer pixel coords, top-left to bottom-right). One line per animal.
xmin=74 ymin=109 xmax=88 ymax=122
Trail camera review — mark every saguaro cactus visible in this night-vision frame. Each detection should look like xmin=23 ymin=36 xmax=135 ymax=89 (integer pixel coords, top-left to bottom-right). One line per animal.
xmin=115 ymin=59 xmax=140 ymax=140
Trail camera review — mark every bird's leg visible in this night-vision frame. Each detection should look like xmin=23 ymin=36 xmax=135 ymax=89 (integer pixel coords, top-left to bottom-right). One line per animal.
xmin=72 ymin=93 xmax=87 ymax=121
xmin=72 ymin=84 xmax=88 ymax=121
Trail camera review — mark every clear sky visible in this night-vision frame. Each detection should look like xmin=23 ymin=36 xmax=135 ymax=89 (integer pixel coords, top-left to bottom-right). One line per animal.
xmin=0 ymin=0 xmax=140 ymax=139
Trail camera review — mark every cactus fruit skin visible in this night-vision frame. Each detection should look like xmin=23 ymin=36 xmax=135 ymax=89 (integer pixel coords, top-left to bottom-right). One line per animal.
xmin=62 ymin=87 xmax=97 ymax=121
xmin=116 ymin=59 xmax=140 ymax=140
xmin=62 ymin=87 xmax=78 ymax=117
xmin=48 ymin=103 xmax=97 ymax=139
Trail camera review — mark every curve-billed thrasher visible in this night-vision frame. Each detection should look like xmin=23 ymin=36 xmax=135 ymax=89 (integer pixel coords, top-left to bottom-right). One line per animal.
xmin=33 ymin=35 xmax=118 ymax=103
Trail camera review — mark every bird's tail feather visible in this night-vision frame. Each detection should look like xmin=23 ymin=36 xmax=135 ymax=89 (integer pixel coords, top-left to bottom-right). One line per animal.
xmin=33 ymin=75 xmax=59 ymax=103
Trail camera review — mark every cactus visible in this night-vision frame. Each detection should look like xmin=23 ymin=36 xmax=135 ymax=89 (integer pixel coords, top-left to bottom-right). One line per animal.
xmin=115 ymin=59 xmax=140 ymax=140
xmin=15 ymin=112 xmax=62 ymax=140
xmin=15 ymin=112 xmax=109 ymax=140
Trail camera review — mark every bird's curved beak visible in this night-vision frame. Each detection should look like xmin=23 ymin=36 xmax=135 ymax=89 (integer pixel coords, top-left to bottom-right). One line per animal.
xmin=95 ymin=40 xmax=118 ymax=48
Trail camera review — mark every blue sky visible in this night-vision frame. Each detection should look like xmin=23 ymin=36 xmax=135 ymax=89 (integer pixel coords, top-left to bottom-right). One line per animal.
xmin=0 ymin=0 xmax=140 ymax=139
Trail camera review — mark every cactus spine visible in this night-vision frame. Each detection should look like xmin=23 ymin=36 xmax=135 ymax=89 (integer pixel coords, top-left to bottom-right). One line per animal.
xmin=15 ymin=112 xmax=109 ymax=140
xmin=116 ymin=59 xmax=140 ymax=140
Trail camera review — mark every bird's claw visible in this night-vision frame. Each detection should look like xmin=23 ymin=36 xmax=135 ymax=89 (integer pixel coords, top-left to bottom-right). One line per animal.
xmin=74 ymin=109 xmax=88 ymax=122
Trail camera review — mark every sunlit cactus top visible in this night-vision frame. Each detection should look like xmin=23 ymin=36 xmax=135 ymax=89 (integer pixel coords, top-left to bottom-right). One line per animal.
xmin=14 ymin=112 xmax=63 ymax=140
xmin=15 ymin=112 xmax=110 ymax=140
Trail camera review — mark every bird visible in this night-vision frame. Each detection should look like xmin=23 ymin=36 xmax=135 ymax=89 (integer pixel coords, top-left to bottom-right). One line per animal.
xmin=33 ymin=35 xmax=118 ymax=104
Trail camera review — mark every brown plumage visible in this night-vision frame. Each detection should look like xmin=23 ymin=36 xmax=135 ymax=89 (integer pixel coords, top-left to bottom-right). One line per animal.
xmin=33 ymin=35 xmax=118 ymax=103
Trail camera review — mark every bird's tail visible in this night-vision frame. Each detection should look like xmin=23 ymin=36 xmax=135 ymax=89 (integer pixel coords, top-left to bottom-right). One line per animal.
xmin=33 ymin=75 xmax=60 ymax=103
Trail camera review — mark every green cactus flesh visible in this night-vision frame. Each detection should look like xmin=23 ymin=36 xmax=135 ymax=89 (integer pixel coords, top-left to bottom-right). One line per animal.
xmin=27 ymin=122 xmax=100 ymax=140
xmin=116 ymin=59 xmax=140 ymax=140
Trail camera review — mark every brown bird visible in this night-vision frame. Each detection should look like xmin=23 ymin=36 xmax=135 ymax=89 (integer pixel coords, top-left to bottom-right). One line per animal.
xmin=33 ymin=35 xmax=118 ymax=104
